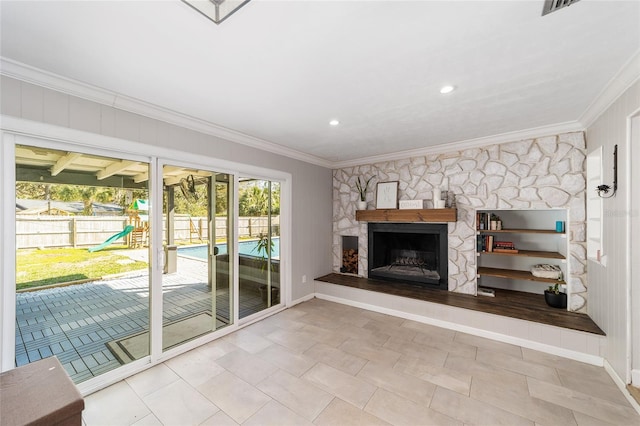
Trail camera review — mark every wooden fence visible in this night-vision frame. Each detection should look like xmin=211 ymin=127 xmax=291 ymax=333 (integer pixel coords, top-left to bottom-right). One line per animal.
xmin=16 ymin=215 xmax=280 ymax=249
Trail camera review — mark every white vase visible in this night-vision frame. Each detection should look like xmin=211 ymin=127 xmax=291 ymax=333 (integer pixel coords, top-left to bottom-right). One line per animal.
xmin=357 ymin=201 xmax=367 ymax=210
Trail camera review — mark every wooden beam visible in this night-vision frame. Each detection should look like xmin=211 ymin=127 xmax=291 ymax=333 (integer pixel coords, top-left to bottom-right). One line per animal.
xmin=17 ymin=166 xmax=147 ymax=189
xmin=50 ymin=152 xmax=82 ymax=176
xmin=96 ymin=160 xmax=137 ymax=180
xmin=133 ymin=171 xmax=149 ymax=183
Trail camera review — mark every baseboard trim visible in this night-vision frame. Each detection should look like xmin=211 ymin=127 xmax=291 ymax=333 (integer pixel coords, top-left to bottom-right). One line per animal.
xmin=313 ymin=291 xmax=604 ymax=366
xmin=290 ymin=293 xmax=315 ymax=307
xmin=604 ymin=360 xmax=640 ymax=415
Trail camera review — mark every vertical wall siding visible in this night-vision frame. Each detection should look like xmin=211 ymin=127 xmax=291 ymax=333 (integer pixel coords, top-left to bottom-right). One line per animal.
xmin=0 ymin=75 xmax=333 ymax=301
xmin=586 ymin=79 xmax=640 ymax=380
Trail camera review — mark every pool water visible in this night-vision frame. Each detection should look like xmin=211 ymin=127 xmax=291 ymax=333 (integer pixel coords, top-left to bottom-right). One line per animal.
xmin=178 ymin=237 xmax=280 ymax=260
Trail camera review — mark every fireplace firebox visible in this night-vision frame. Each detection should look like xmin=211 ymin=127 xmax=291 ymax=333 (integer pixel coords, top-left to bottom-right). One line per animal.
xmin=368 ymin=222 xmax=448 ymax=290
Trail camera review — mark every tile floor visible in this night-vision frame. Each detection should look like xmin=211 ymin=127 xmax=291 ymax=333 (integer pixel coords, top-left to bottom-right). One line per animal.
xmin=83 ymin=298 xmax=640 ymax=426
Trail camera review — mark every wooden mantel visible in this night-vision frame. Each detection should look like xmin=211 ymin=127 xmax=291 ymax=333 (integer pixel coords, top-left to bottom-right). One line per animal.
xmin=355 ymin=208 xmax=457 ymax=223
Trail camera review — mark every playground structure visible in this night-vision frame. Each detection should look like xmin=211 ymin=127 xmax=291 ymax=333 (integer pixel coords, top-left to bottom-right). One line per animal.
xmin=88 ymin=225 xmax=135 ymax=253
xmin=127 ymin=199 xmax=149 ymax=248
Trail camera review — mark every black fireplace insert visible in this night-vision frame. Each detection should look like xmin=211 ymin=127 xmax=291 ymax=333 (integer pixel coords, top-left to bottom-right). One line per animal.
xmin=368 ymin=222 xmax=448 ymax=290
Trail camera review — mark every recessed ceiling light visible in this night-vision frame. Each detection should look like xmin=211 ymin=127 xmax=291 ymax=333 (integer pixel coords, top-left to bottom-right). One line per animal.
xmin=329 ymin=119 xmax=340 ymax=126
xmin=440 ymin=85 xmax=456 ymax=94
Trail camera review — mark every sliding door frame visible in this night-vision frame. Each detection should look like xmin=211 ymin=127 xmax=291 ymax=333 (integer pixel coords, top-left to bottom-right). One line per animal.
xmin=0 ymin=116 xmax=292 ymax=394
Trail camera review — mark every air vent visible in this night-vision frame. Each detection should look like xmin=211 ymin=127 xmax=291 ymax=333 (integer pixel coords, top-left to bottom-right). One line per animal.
xmin=542 ymin=0 xmax=581 ymax=16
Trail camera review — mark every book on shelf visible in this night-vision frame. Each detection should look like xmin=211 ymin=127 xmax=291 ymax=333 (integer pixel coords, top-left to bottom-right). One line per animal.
xmin=493 ymin=248 xmax=519 ymax=253
xmin=477 ymin=287 xmax=495 ymax=297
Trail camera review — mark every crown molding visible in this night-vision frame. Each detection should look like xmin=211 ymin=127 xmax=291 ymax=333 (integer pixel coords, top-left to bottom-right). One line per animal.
xmin=0 ymin=58 xmax=334 ymax=169
xmin=579 ymin=49 xmax=640 ymax=129
xmin=331 ymin=120 xmax=584 ymax=169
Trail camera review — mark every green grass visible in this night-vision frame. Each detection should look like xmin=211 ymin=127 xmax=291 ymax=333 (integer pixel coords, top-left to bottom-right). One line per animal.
xmin=16 ymin=246 xmax=149 ymax=290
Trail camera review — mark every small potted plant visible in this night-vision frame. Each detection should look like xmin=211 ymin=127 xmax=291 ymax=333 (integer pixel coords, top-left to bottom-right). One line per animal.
xmin=355 ymin=176 xmax=374 ymax=210
xmin=544 ymin=283 xmax=567 ymax=309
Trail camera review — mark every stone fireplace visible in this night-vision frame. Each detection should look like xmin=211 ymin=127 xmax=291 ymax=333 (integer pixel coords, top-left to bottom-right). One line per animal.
xmin=368 ymin=222 xmax=448 ymax=290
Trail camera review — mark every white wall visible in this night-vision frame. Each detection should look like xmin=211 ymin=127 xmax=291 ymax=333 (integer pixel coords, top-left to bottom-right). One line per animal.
xmin=586 ymin=79 xmax=640 ymax=381
xmin=0 ymin=75 xmax=333 ymax=301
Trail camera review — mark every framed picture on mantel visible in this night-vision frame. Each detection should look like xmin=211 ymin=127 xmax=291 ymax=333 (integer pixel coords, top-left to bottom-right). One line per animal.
xmin=376 ymin=181 xmax=399 ymax=209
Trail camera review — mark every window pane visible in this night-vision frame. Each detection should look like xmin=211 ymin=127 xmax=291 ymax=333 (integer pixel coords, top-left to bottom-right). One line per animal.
xmin=15 ymin=145 xmax=150 ymax=383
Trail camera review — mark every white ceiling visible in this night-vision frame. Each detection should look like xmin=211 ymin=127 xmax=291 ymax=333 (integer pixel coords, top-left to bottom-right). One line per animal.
xmin=1 ymin=1 xmax=639 ymax=165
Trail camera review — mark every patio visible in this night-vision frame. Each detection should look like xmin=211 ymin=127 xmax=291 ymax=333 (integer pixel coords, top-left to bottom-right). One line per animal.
xmin=15 ymin=256 xmax=268 ymax=383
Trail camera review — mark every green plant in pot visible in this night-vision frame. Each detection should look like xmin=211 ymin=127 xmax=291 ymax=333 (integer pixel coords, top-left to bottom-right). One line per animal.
xmin=253 ymin=233 xmax=279 ymax=303
xmin=544 ymin=282 xmax=567 ymax=309
xmin=355 ymin=176 xmax=373 ymax=210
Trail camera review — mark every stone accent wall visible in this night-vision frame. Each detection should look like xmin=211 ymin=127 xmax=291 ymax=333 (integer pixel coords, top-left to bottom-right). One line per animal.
xmin=332 ymin=132 xmax=588 ymax=312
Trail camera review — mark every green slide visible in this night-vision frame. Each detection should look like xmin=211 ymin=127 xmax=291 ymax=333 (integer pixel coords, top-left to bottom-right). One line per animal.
xmin=88 ymin=225 xmax=135 ymax=253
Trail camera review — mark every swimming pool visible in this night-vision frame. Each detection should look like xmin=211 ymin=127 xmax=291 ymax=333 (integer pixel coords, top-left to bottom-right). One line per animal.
xmin=178 ymin=237 xmax=280 ymax=260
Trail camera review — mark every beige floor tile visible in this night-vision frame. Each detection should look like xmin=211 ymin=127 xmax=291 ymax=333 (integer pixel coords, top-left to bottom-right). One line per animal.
xmin=357 ymin=361 xmax=436 ymax=404
xmin=260 ymin=313 xmax=307 ymax=331
xmin=143 ymin=379 xmax=219 ymax=425
xmin=199 ymin=410 xmax=239 ymax=426
xmin=266 ymin=328 xmax=318 ymax=352
xmin=83 ymin=381 xmax=150 ymax=426
xmin=475 ymin=347 xmax=562 ymax=385
xmin=314 ymin=398 xmax=391 ymax=426
xmin=257 ymin=343 xmax=316 ymax=377
xmin=411 ymin=332 xmax=478 ymax=359
xmin=298 ymin=323 xmax=350 ymax=347
xmin=454 ymin=332 xmax=523 ymax=358
xmin=165 ymin=347 xmax=226 ymax=387
xmin=196 ymin=371 xmax=271 ymax=424
xmin=430 ymin=386 xmax=534 ymax=425
xmin=400 ymin=319 xmax=457 ymax=341
xmin=445 ymin=354 xmax=529 ymax=389
xmin=340 ymin=338 xmax=402 ymax=366
xmin=394 ymin=355 xmax=472 ymax=396
xmin=556 ymin=370 xmax=630 ymax=406
xmin=296 ymin=312 xmax=345 ymax=330
xmin=365 ymin=388 xmax=462 ymax=426
xmin=527 ymin=377 xmax=640 ymax=425
xmin=256 ymin=370 xmax=333 ymax=421
xmin=242 ymin=318 xmax=283 ymax=336
xmin=571 ymin=411 xmax=618 ymax=426
xmin=471 ymin=377 xmax=576 ymax=425
xmin=336 ymin=324 xmax=391 ymax=346
xmin=244 ymin=399 xmax=314 ymax=426
xmin=304 ymin=342 xmax=367 ymax=376
xmin=363 ymin=319 xmax=418 ymax=342
xmin=223 ymin=328 xmax=273 ymax=353
xmin=131 ymin=413 xmax=162 ymax=426
xmin=125 ymin=363 xmax=180 ymax=398
xmin=383 ymin=335 xmax=450 ymax=367
xmin=194 ymin=337 xmax=238 ymax=360
xmin=216 ymin=348 xmax=277 ymax=385
xmin=522 ymin=348 xmax=613 ymax=383
xmin=361 ymin=310 xmax=406 ymax=326
xmin=303 ymin=363 xmax=377 ymax=409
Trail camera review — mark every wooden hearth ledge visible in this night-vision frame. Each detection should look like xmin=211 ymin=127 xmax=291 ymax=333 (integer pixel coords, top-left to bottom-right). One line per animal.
xmin=356 ymin=208 xmax=456 ymax=222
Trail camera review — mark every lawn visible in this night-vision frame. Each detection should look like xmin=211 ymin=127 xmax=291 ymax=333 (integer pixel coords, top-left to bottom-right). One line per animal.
xmin=16 ymin=246 xmax=149 ymax=290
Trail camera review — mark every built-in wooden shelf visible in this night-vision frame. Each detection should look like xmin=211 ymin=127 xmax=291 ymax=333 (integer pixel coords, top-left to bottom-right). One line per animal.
xmin=315 ymin=273 xmax=604 ymax=335
xmin=478 ymin=266 xmax=566 ymax=284
xmin=480 ymin=249 xmax=565 ymax=259
xmin=356 ymin=208 xmax=456 ymax=223
xmin=478 ymin=228 xmax=564 ymax=235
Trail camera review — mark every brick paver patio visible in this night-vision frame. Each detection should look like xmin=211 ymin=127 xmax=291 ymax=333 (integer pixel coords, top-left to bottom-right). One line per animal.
xmin=15 ymin=256 xmax=268 ymax=383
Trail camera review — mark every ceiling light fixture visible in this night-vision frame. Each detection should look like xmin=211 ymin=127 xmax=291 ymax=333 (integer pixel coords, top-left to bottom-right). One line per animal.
xmin=182 ymin=0 xmax=252 ymax=24
xmin=440 ymin=85 xmax=456 ymax=94
xmin=329 ymin=119 xmax=340 ymax=126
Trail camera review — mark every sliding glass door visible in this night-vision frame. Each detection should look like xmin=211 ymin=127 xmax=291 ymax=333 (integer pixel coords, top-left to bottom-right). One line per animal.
xmin=161 ymin=165 xmax=232 ymax=352
xmin=238 ymin=178 xmax=281 ymax=319
xmin=14 ymin=144 xmax=151 ymax=382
